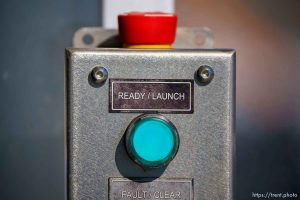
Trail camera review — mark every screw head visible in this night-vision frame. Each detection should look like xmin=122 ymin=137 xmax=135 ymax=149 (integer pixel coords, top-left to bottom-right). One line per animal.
xmin=91 ymin=67 xmax=108 ymax=85
xmin=196 ymin=65 xmax=214 ymax=84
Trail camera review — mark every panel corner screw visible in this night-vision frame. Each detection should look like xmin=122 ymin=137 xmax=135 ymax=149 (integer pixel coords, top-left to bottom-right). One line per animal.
xmin=196 ymin=65 xmax=214 ymax=84
xmin=90 ymin=66 xmax=108 ymax=86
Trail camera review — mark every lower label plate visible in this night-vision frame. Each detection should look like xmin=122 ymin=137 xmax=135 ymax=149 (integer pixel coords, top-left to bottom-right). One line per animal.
xmin=109 ymin=178 xmax=193 ymax=200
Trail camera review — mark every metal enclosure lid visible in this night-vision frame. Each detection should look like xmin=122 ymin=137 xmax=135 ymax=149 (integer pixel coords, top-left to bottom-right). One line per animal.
xmin=65 ymin=48 xmax=235 ymax=200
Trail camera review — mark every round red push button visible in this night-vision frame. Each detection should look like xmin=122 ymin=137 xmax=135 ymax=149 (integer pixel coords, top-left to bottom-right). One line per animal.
xmin=118 ymin=12 xmax=177 ymax=45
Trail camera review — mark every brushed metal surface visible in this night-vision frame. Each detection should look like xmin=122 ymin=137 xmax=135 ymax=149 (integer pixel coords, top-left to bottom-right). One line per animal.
xmin=66 ymin=48 xmax=235 ymax=200
xmin=72 ymin=27 xmax=214 ymax=49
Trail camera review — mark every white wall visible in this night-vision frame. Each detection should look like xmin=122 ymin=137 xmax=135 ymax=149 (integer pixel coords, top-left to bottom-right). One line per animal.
xmin=103 ymin=0 xmax=175 ymax=28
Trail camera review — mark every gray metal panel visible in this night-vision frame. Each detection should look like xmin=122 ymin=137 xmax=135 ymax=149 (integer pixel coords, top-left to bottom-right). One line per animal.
xmin=72 ymin=27 xmax=214 ymax=49
xmin=66 ymin=48 xmax=235 ymax=200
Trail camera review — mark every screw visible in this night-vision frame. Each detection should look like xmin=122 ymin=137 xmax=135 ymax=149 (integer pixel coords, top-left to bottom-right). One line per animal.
xmin=91 ymin=67 xmax=108 ymax=85
xmin=196 ymin=65 xmax=214 ymax=84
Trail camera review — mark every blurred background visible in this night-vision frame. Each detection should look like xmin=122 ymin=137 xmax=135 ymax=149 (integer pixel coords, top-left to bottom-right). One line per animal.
xmin=0 ymin=0 xmax=299 ymax=199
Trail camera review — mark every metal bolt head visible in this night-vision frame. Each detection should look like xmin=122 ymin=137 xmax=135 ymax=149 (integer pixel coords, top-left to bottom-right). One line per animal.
xmin=196 ymin=65 xmax=214 ymax=84
xmin=91 ymin=67 xmax=108 ymax=85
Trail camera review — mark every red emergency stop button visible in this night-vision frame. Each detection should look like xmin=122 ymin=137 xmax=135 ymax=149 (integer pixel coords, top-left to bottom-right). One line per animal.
xmin=118 ymin=12 xmax=177 ymax=45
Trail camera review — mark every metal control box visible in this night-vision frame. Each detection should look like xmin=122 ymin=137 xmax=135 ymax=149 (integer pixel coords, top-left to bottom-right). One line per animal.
xmin=66 ymin=48 xmax=235 ymax=199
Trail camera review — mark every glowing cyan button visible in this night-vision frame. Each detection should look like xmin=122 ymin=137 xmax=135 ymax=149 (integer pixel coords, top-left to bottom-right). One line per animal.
xmin=125 ymin=114 xmax=179 ymax=168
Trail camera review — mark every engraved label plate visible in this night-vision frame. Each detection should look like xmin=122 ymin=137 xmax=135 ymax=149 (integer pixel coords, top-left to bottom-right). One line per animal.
xmin=109 ymin=79 xmax=194 ymax=113
xmin=109 ymin=178 xmax=193 ymax=200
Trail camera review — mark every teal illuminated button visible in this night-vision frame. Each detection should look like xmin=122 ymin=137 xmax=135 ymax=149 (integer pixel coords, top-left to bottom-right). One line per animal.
xmin=125 ymin=114 xmax=179 ymax=168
